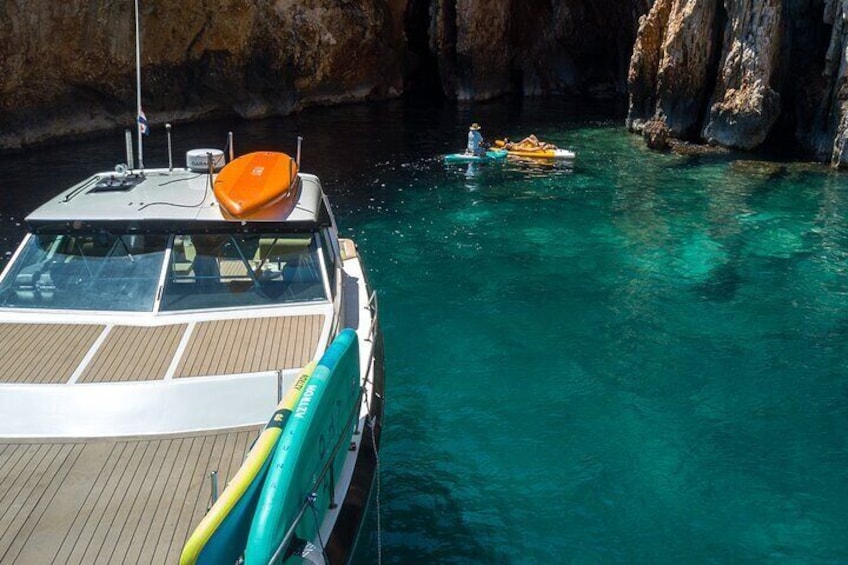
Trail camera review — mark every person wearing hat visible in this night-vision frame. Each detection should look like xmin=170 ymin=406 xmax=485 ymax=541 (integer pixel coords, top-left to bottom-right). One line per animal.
xmin=466 ymin=123 xmax=485 ymax=156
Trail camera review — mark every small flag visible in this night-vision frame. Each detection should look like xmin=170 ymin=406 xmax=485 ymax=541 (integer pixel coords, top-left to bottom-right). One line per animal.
xmin=138 ymin=109 xmax=150 ymax=136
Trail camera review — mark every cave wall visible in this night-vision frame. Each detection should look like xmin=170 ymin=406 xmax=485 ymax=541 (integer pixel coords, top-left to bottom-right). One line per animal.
xmin=821 ymin=0 xmax=848 ymax=165
xmin=425 ymin=0 xmax=647 ymax=100
xmin=627 ymin=0 xmax=722 ymax=139
xmin=701 ymin=0 xmax=782 ymax=149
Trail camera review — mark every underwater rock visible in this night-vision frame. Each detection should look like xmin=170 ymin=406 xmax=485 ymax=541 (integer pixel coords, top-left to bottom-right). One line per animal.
xmin=678 ymin=232 xmax=728 ymax=283
xmin=744 ymin=226 xmax=809 ymax=259
xmin=693 ymin=262 xmax=743 ymax=302
xmin=728 ymin=159 xmax=787 ymax=179
xmin=668 ymin=140 xmax=730 ymax=156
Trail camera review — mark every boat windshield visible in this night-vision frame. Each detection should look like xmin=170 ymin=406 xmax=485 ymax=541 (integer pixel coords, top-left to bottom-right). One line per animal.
xmin=0 ymin=232 xmax=327 ymax=313
xmin=158 ymin=233 xmax=327 ymax=311
xmin=0 ymin=233 xmax=168 ymax=311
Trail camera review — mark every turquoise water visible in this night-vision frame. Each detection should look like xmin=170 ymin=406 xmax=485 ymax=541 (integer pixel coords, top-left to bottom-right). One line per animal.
xmin=336 ymin=107 xmax=848 ymax=563
xmin=2 ymin=100 xmax=848 ymax=562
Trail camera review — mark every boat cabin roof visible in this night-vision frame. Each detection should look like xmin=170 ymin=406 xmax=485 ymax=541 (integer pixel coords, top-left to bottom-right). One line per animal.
xmin=25 ymin=168 xmax=327 ymax=233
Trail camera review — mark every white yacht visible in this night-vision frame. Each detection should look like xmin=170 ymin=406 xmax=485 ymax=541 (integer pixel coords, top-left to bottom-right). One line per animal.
xmin=0 ymin=141 xmax=384 ymax=564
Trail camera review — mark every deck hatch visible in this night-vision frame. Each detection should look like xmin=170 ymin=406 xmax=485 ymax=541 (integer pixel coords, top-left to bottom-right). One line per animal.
xmin=89 ymin=174 xmax=144 ymax=193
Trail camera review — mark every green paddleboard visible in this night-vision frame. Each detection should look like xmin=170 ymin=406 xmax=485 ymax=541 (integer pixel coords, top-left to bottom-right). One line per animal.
xmin=444 ymin=148 xmax=508 ymax=163
xmin=244 ymin=329 xmax=360 ymax=564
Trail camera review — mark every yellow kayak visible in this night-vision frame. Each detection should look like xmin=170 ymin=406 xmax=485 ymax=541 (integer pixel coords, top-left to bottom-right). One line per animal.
xmin=494 ymin=139 xmax=576 ymax=160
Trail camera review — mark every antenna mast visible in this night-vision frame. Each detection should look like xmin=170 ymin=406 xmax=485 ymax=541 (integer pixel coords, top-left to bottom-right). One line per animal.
xmin=134 ymin=0 xmax=144 ymax=169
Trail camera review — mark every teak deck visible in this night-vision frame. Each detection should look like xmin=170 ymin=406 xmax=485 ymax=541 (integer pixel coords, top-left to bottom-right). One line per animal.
xmin=0 ymin=315 xmax=325 ymax=384
xmin=0 ymin=323 xmax=105 ymax=384
xmin=175 ymin=315 xmax=323 ymax=378
xmin=0 ymin=314 xmax=327 ymax=562
xmin=0 ymin=428 xmax=260 ymax=564
xmin=79 ymin=324 xmax=188 ymax=383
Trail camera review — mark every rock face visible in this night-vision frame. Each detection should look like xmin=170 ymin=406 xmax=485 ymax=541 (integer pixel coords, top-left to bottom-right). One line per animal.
xmin=625 ymin=0 xmax=848 ymax=165
xmin=627 ymin=0 xmax=720 ymax=139
xmin=820 ymin=0 xmax=848 ymax=166
xmin=425 ymin=0 xmax=648 ymax=100
xmin=7 ymin=0 xmax=848 ymax=164
xmin=428 ymin=0 xmax=512 ymax=100
xmin=0 ymin=0 xmax=406 ymax=149
xmin=643 ymin=118 xmax=671 ymax=149
xmin=700 ymin=0 xmax=782 ymax=149
xmin=0 ymin=0 xmax=648 ymax=149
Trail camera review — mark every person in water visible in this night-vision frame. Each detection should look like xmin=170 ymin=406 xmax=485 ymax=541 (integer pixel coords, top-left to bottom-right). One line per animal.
xmin=466 ymin=123 xmax=485 ymax=156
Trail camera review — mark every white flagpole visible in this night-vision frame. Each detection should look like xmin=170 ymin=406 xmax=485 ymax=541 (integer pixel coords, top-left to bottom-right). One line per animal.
xmin=134 ymin=0 xmax=144 ymax=170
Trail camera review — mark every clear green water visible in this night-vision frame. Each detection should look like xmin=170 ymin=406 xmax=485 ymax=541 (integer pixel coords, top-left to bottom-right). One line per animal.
xmin=336 ymin=105 xmax=848 ymax=563
xmin=2 ymin=100 xmax=847 ymax=563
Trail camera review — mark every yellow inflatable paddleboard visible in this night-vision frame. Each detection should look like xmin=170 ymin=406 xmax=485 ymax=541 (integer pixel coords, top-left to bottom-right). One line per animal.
xmin=494 ymin=139 xmax=576 ymax=160
xmin=180 ymin=362 xmax=316 ymax=565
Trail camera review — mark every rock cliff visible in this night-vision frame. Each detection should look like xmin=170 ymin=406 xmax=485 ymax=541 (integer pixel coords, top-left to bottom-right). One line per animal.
xmin=627 ymin=0 xmax=721 ymax=139
xmin=6 ymin=0 xmax=848 ymax=165
xmin=626 ymin=0 xmax=848 ymax=166
xmin=0 ymin=0 xmax=647 ymax=149
xmin=700 ymin=0 xmax=782 ymax=150
xmin=0 ymin=0 xmax=406 ymax=149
